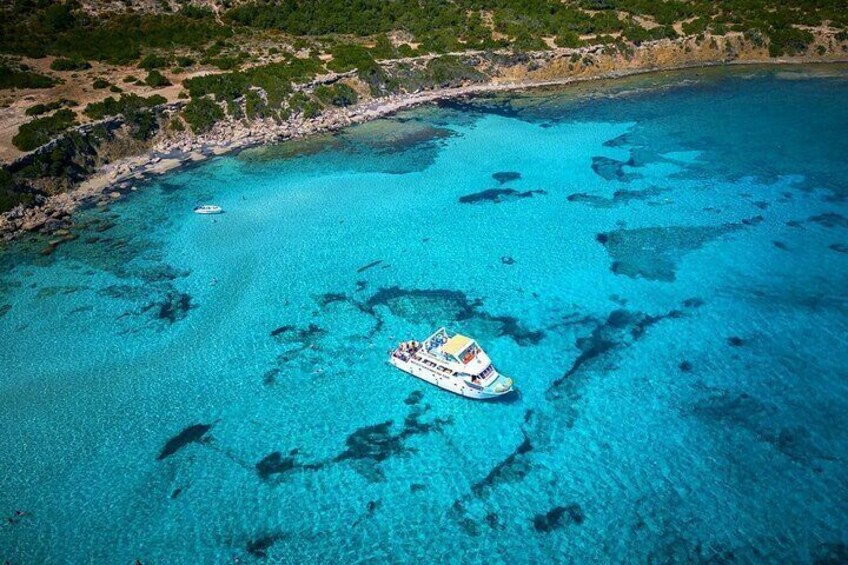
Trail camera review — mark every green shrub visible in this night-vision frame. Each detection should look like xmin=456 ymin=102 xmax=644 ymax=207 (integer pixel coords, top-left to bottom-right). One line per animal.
xmin=425 ymin=56 xmax=484 ymax=87
xmin=288 ymin=92 xmax=321 ymax=118
xmin=711 ymin=22 xmax=728 ymax=35
xmin=26 ymin=100 xmax=63 ymax=116
xmin=767 ymin=26 xmax=814 ymax=56
xmin=8 ymin=13 xmax=232 ymax=65
xmin=124 ymin=75 xmax=138 ymax=83
xmin=682 ymin=17 xmax=710 ymax=36
xmin=176 ymin=56 xmax=196 ymax=67
xmin=12 ymin=109 xmax=77 ymax=151
xmin=556 ymin=31 xmax=583 ymax=48
xmin=93 ymin=78 xmax=110 ymax=89
xmin=397 ymin=44 xmax=416 ymax=57
xmin=83 ymin=93 xmax=166 ymax=120
xmin=327 ymin=44 xmax=379 ymax=74
xmin=83 ymin=93 xmax=166 ymax=139
xmin=182 ymin=97 xmax=224 ymax=133
xmin=369 ymin=34 xmax=396 ymax=59
xmin=314 ymin=83 xmax=358 ymax=107
xmin=205 ymin=56 xmax=242 ymax=70
xmin=183 ymin=57 xmax=321 ymax=109
xmin=138 ymin=53 xmax=169 ymax=70
xmin=50 ymin=57 xmax=91 ymax=71
xmin=169 ymin=117 xmax=186 ymax=131
xmin=0 ymin=65 xmax=55 ymax=90
xmin=0 ymin=169 xmax=33 ymax=213
xmin=145 ymin=70 xmax=172 ymax=88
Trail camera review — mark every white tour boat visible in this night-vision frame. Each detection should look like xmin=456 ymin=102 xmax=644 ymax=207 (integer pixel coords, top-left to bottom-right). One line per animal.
xmin=389 ymin=327 xmax=515 ymax=400
xmin=194 ymin=205 xmax=223 ymax=214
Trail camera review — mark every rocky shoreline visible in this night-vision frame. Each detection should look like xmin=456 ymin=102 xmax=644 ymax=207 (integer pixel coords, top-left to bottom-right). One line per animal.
xmin=2 ymin=31 xmax=847 ymax=243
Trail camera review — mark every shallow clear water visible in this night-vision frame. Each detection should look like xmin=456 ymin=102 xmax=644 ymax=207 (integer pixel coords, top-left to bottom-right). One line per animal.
xmin=2 ymin=65 xmax=848 ymax=563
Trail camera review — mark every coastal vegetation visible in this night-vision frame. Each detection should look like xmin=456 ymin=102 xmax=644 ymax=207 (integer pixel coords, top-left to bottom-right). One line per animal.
xmin=0 ymin=63 xmax=54 ymax=90
xmin=26 ymin=99 xmax=77 ymax=116
xmin=0 ymin=0 xmax=847 ymax=218
xmin=182 ymin=97 xmax=225 ymax=134
xmin=314 ymin=83 xmax=358 ymax=107
xmin=49 ymin=57 xmax=91 ymax=71
xmin=12 ymin=109 xmax=76 ymax=151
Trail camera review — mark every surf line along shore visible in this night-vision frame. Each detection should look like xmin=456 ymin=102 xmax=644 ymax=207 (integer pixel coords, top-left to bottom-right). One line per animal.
xmin=2 ymin=44 xmax=848 ymax=242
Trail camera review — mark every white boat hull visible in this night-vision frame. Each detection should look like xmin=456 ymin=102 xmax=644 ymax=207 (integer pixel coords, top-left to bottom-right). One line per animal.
xmin=194 ymin=205 xmax=223 ymax=215
xmin=389 ymin=356 xmax=513 ymax=400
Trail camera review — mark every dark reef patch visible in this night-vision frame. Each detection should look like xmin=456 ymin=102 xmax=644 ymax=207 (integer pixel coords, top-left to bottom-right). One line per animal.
xmin=679 ymin=360 xmax=693 ymax=372
xmin=333 ymin=402 xmax=451 ymax=481
xmin=404 ymin=390 xmax=424 ymax=405
xmin=246 ymin=533 xmax=283 ymax=558
xmin=591 ymin=155 xmax=640 ymax=182
xmin=356 ymin=260 xmax=383 ymax=273
xmin=143 ymin=291 xmax=194 ymax=324
xmin=436 ymin=97 xmax=523 ymax=120
xmin=471 ymin=433 xmax=533 ymax=496
xmin=316 ymin=293 xmax=348 ymax=308
xmin=547 ymin=301 xmax=697 ymax=400
xmin=682 ymin=297 xmax=704 ymax=308
xmin=772 ymin=240 xmax=789 ymax=250
xmin=262 ymin=368 xmax=280 ymax=386
xmin=255 ymin=450 xmax=324 ymax=482
xmin=410 ymin=483 xmax=426 ymax=493
xmin=365 ymin=286 xmax=544 ymax=346
xmin=0 ymin=304 xmax=11 ymax=318
xmin=458 ymin=188 xmax=546 ymax=204
xmin=270 ymin=323 xmax=326 ymax=345
xmin=808 ymin=213 xmax=848 ymax=229
xmin=492 ymin=171 xmax=522 ymax=185
xmin=829 ymin=243 xmax=848 ymax=254
xmin=567 ymin=187 xmax=664 ymax=208
xmin=485 ymin=513 xmax=503 ymax=530
xmin=532 ymin=504 xmax=584 ymax=533
xmin=352 ymin=500 xmax=382 ymax=526
xmin=727 ymin=336 xmax=745 ymax=347
xmin=690 ymin=389 xmax=835 ymax=467
xmin=597 ymin=222 xmax=743 ymax=281
xmin=500 ymin=256 xmax=516 ymax=265
xmin=603 ymin=133 xmax=631 ymax=147
xmin=157 ymin=423 xmax=212 ymax=461
xmin=138 ymin=264 xmax=191 ymax=284
xmin=813 ymin=542 xmax=848 ymax=564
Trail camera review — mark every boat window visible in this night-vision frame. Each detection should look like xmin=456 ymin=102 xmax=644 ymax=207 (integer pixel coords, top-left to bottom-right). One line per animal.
xmin=461 ymin=345 xmax=479 ymax=363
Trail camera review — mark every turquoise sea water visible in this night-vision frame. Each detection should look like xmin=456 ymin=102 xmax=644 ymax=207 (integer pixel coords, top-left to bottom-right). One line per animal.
xmin=2 ymin=65 xmax=848 ymax=563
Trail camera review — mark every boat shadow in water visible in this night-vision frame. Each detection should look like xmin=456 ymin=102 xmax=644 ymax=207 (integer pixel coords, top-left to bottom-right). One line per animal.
xmin=485 ymin=387 xmax=522 ymax=405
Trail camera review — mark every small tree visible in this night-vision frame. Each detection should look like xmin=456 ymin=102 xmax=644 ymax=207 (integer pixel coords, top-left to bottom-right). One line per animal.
xmin=145 ymin=70 xmax=172 ymax=88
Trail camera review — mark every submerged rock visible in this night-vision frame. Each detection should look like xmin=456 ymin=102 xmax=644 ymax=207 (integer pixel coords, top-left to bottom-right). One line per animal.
xmin=157 ymin=423 xmax=212 ymax=461
xmin=246 ymin=533 xmax=283 ymax=558
xmin=597 ymin=222 xmax=743 ymax=282
xmin=458 ymin=188 xmax=545 ymax=204
xmin=590 ymin=155 xmax=639 ymax=182
xmin=491 ymin=171 xmax=522 ymax=184
xmin=532 ymin=503 xmax=584 ymax=532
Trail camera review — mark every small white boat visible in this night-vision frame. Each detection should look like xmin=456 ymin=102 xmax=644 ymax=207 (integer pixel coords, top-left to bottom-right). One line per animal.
xmin=194 ymin=205 xmax=223 ymax=215
xmin=389 ymin=327 xmax=515 ymax=400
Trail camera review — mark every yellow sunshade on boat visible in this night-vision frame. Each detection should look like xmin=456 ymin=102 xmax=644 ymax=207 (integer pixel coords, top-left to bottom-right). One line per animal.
xmin=442 ymin=334 xmax=472 ymax=357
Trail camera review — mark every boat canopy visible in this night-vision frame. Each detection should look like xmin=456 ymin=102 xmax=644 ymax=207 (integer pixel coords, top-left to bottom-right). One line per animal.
xmin=443 ymin=334 xmax=473 ymax=357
